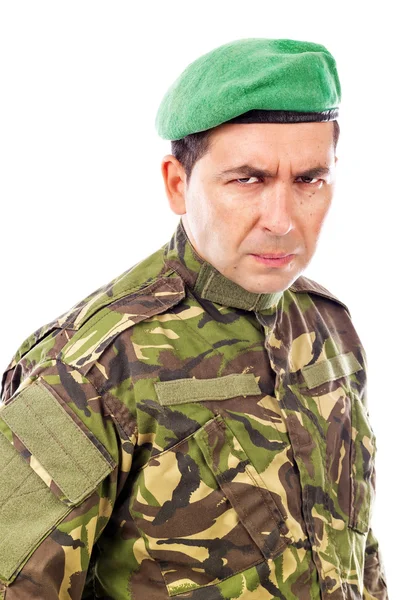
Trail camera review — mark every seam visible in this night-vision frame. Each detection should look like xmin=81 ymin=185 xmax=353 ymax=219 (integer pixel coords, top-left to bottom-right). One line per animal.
xmin=155 ymin=374 xmax=261 ymax=404
xmin=348 ymin=389 xmax=358 ymax=530
xmin=54 ymin=359 xmax=136 ymax=443
xmin=165 ymin=288 xmax=228 ymax=367
xmin=15 ymin=387 xmax=109 ymax=501
xmin=256 ymin=395 xmax=290 ymax=445
xmin=242 ymin=462 xmax=291 ymax=538
xmin=105 ymin=273 xmax=177 ymax=310
xmin=163 ymin=556 xmax=265 ymax=597
xmin=213 ymin=418 xmax=290 ymax=537
xmin=311 ymin=388 xmax=345 ymax=580
xmin=200 ymin=269 xmax=214 ymax=297
xmin=6 ymin=358 xmax=122 ymax=482
xmin=163 ymin=261 xmax=194 ymax=289
xmin=288 ymin=284 xmax=351 ymax=319
xmin=37 ymin=380 xmax=113 ymax=469
xmin=348 ymin=389 xmax=371 ymax=534
xmin=36 ymin=381 xmax=112 ymax=482
xmin=0 ymin=468 xmax=38 ymax=525
xmin=0 ymin=467 xmax=68 ymax=551
xmin=301 ymin=353 xmax=362 ymax=389
xmin=0 ymin=450 xmax=15 ymax=475
xmin=138 ymin=420 xmax=217 ymax=470
xmin=215 ymin=418 xmax=289 ymax=539
xmin=204 ymin=418 xmax=288 ymax=557
xmin=214 ymin=453 xmax=283 ymax=559
xmin=0 ymin=500 xmax=72 ymax=582
xmin=65 ymin=278 xmax=178 ymax=358
xmin=73 ymin=273 xmax=167 ymax=326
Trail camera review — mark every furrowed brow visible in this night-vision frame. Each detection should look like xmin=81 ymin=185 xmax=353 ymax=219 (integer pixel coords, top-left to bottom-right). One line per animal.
xmin=297 ymin=166 xmax=331 ymax=178
xmin=214 ymin=165 xmax=274 ymax=180
xmin=214 ymin=164 xmax=331 ymax=180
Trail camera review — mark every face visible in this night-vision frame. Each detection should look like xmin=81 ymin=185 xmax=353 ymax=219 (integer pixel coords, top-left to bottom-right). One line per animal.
xmin=162 ymin=121 xmax=337 ymax=294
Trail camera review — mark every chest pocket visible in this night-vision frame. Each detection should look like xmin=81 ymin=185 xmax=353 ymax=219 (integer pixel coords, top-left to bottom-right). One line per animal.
xmin=130 ymin=374 xmax=297 ymax=598
xmin=300 ymin=351 xmax=376 ymax=535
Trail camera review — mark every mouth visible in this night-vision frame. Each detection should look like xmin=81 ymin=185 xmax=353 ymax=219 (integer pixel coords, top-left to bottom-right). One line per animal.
xmin=254 ymin=253 xmax=291 ymax=258
xmin=250 ymin=253 xmax=295 ymax=267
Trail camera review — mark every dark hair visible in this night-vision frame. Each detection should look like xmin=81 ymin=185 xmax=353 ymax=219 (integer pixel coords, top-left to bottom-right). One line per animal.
xmin=171 ymin=118 xmax=340 ymax=185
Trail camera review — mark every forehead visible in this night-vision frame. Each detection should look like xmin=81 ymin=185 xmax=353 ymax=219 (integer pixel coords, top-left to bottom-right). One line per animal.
xmin=205 ymin=121 xmax=335 ymax=164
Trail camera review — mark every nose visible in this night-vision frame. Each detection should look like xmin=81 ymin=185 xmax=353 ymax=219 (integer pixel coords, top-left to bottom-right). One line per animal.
xmin=259 ymin=182 xmax=294 ymax=236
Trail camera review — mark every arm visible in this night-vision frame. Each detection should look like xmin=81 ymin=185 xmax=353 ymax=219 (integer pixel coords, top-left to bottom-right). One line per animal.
xmin=363 ymin=526 xmax=389 ymax=599
xmin=358 ymin=350 xmax=389 ymax=599
xmin=0 ymin=360 xmax=134 ymax=599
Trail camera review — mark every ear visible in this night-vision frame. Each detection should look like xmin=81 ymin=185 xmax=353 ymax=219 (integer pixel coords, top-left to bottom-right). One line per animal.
xmin=160 ymin=155 xmax=187 ymax=215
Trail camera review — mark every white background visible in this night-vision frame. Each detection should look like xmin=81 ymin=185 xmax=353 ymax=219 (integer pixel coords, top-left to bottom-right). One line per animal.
xmin=0 ymin=1 xmax=397 ymax=593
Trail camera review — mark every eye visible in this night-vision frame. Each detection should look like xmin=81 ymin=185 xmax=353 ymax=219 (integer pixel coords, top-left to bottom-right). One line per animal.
xmin=235 ymin=177 xmax=261 ymax=185
xmin=297 ymin=176 xmax=321 ymax=185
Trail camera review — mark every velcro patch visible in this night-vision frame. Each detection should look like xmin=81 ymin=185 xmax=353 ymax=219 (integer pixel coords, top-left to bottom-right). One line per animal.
xmin=154 ymin=373 xmax=262 ymax=405
xmin=301 ymin=351 xmax=362 ymax=389
xmin=0 ymin=429 xmax=71 ymax=583
xmin=0 ymin=379 xmax=115 ymax=505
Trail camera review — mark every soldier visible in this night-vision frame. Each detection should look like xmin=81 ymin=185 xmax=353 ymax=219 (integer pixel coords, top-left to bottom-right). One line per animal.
xmin=0 ymin=37 xmax=388 ymax=599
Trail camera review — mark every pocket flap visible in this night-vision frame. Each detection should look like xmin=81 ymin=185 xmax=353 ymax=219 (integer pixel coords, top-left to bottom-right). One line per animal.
xmin=301 ymin=351 xmax=362 ymax=389
xmin=0 ymin=379 xmax=115 ymax=505
xmin=154 ymin=373 xmax=262 ymax=406
xmin=194 ymin=415 xmax=290 ymax=560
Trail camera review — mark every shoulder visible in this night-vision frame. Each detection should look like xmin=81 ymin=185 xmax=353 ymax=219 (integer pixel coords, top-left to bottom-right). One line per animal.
xmin=2 ymin=243 xmax=186 ymax=391
xmin=288 ymin=274 xmax=351 ymax=317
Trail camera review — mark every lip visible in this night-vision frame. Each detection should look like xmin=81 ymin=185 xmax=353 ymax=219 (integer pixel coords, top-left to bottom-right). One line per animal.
xmin=255 ymin=253 xmax=291 ymax=258
xmin=250 ymin=253 xmax=295 ymax=267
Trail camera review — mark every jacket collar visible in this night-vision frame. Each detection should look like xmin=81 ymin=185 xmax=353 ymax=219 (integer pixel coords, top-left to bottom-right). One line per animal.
xmin=162 ymin=218 xmax=283 ymax=312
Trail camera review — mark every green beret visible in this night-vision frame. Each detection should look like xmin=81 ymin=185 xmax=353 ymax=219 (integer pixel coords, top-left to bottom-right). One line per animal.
xmin=155 ymin=37 xmax=341 ymax=141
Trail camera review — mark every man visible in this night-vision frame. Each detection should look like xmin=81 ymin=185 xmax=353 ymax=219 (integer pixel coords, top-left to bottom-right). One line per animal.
xmin=0 ymin=38 xmax=388 ymax=599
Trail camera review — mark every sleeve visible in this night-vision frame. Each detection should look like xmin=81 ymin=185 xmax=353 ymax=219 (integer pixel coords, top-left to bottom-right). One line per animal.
xmin=350 ymin=336 xmax=389 ymax=598
xmin=0 ymin=359 xmax=135 ymax=599
xmin=358 ymin=353 xmax=389 ymax=598
xmin=363 ymin=526 xmax=389 ymax=599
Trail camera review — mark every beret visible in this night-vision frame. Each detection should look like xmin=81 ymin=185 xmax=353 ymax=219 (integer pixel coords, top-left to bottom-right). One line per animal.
xmin=155 ymin=37 xmax=341 ymax=141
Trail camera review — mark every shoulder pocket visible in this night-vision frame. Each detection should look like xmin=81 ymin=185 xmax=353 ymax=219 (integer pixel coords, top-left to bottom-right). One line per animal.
xmin=300 ymin=351 xmax=375 ymax=534
xmin=0 ymin=378 xmax=115 ymax=585
xmin=154 ymin=373 xmax=262 ymax=406
xmin=301 ymin=351 xmax=362 ymax=389
xmin=348 ymin=389 xmax=377 ymax=534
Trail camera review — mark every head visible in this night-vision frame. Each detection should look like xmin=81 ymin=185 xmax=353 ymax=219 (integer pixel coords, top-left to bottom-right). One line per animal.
xmin=161 ymin=117 xmax=339 ymax=294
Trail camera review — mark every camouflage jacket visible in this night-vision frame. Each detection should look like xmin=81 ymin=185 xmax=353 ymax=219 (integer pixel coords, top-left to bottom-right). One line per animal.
xmin=0 ymin=218 xmax=388 ymax=600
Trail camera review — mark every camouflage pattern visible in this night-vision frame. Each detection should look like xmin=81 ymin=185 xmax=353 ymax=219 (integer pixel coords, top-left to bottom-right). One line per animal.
xmin=0 ymin=218 xmax=388 ymax=599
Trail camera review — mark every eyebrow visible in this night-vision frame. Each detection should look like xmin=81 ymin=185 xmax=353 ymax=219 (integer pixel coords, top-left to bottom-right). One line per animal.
xmin=214 ymin=164 xmax=332 ymax=180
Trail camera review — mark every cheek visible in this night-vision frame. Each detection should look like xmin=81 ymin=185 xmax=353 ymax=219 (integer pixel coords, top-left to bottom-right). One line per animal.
xmin=302 ymin=189 xmax=331 ymax=219
xmin=308 ymin=205 xmax=327 ymax=224
xmin=189 ymin=191 xmax=214 ymax=231
xmin=200 ymin=190 xmax=240 ymax=236
xmin=191 ymin=195 xmax=228 ymax=247
xmin=303 ymin=206 xmax=331 ymax=248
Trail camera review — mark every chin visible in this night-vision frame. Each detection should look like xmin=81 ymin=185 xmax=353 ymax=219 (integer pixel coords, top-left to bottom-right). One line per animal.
xmin=241 ymin=272 xmax=299 ymax=295
xmin=242 ymin=282 xmax=288 ymax=294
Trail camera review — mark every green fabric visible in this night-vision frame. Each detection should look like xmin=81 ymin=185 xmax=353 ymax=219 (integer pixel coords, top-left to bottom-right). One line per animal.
xmin=155 ymin=37 xmax=341 ymax=140
xmin=301 ymin=351 xmax=362 ymax=388
xmin=154 ymin=373 xmax=262 ymax=405
xmin=0 ymin=380 xmax=114 ymax=504
xmin=194 ymin=261 xmax=283 ymax=311
xmin=194 ymin=415 xmax=289 ymax=562
xmin=0 ymin=430 xmax=70 ymax=583
xmin=0 ymin=216 xmax=386 ymax=597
